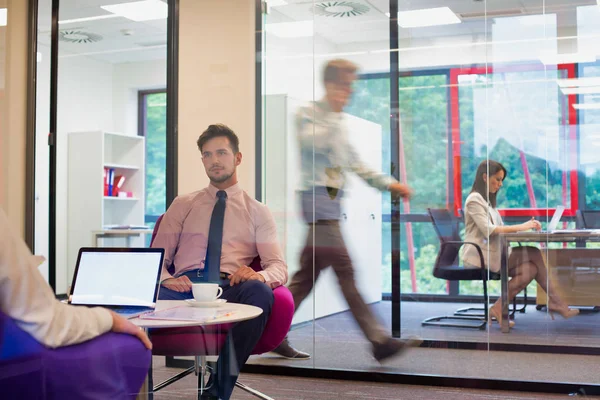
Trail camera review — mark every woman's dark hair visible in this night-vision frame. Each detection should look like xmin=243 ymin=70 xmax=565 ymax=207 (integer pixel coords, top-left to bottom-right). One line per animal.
xmin=470 ymin=160 xmax=507 ymax=208
xmin=197 ymin=123 xmax=240 ymax=153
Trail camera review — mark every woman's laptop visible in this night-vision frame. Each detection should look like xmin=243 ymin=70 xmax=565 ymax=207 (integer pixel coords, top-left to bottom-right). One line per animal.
xmin=68 ymin=247 xmax=164 ymax=319
xmin=540 ymin=205 xmax=565 ymax=233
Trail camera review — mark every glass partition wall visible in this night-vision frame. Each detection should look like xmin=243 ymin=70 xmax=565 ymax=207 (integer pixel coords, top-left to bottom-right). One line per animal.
xmin=258 ymin=0 xmax=600 ymax=390
xmin=35 ymin=0 xmax=169 ymax=295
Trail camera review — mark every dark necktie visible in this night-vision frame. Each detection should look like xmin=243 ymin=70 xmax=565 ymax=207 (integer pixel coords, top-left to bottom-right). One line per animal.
xmin=203 ymin=190 xmax=227 ymax=283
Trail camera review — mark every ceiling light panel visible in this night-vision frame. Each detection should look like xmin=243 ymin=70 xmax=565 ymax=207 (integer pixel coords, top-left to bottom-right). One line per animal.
xmin=561 ymin=86 xmax=600 ymax=96
xmin=59 ymin=14 xmax=120 ymax=25
xmin=539 ymin=52 xmax=596 ymax=65
xmin=101 ymin=0 xmax=168 ymax=22
xmin=0 ymin=8 xmax=7 ymax=27
xmin=397 ymin=7 xmax=461 ymax=29
xmin=573 ymin=103 xmax=600 ymax=110
xmin=265 ymin=21 xmax=314 ymax=38
xmin=557 ymin=77 xmax=600 ymax=88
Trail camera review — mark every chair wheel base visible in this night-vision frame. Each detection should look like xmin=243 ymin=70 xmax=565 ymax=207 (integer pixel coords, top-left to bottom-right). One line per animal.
xmin=422 ymin=315 xmax=487 ymax=330
xmin=454 ymin=306 xmax=485 ymax=318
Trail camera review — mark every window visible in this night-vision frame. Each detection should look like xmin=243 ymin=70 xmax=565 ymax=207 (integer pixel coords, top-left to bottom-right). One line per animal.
xmin=454 ymin=66 xmax=577 ymax=218
xmin=346 ymin=73 xmax=450 ymax=294
xmin=139 ymin=90 xmax=167 ymax=232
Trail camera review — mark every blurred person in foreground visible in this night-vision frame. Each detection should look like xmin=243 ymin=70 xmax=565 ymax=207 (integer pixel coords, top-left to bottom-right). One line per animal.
xmin=0 ymin=206 xmax=151 ymax=396
xmin=272 ymin=59 xmax=420 ymax=362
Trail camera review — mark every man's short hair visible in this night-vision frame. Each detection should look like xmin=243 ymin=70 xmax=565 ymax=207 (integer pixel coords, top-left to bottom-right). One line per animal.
xmin=323 ymin=59 xmax=358 ymax=85
xmin=197 ymin=124 xmax=240 ymax=153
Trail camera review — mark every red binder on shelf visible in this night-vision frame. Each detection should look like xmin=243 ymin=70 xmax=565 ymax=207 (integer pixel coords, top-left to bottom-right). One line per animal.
xmin=103 ymin=168 xmax=109 ymax=196
xmin=112 ymin=175 xmax=126 ymax=196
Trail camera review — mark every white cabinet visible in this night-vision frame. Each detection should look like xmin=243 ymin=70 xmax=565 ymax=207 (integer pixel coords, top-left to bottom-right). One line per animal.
xmin=264 ymin=95 xmax=383 ymax=325
xmin=67 ymin=131 xmax=146 ymax=282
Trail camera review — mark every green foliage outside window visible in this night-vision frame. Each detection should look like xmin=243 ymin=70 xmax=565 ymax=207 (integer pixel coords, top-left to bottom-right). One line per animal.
xmin=144 ymin=92 xmax=167 ymax=221
xmin=347 ymin=74 xmax=448 ymax=294
xmin=345 ymin=69 xmax=584 ymax=296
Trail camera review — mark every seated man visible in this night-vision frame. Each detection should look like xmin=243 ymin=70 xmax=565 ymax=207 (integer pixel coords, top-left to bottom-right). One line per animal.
xmin=0 ymin=207 xmax=152 ymax=395
xmin=152 ymin=123 xmax=287 ymax=400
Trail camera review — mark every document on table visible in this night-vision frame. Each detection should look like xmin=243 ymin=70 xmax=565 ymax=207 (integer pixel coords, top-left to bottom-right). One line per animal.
xmin=139 ymin=307 xmax=232 ymax=322
xmin=551 ymin=229 xmax=600 ymax=234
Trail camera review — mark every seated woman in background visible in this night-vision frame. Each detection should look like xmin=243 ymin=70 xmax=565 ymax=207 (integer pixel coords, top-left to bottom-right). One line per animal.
xmin=462 ymin=160 xmax=579 ymax=327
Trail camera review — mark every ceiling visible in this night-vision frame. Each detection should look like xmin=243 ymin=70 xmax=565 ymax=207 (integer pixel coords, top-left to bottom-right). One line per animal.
xmin=34 ymin=0 xmax=600 ymax=64
xmin=268 ymin=0 xmax=598 ymax=46
xmin=37 ymin=0 xmax=167 ymax=64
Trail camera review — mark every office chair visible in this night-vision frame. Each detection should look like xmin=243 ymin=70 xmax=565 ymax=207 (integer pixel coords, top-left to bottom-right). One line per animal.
xmin=428 ymin=208 xmax=526 ymax=320
xmin=149 ymin=214 xmax=294 ymax=400
xmin=579 ymin=210 xmax=600 ymax=228
xmin=422 ymin=208 xmax=500 ymax=329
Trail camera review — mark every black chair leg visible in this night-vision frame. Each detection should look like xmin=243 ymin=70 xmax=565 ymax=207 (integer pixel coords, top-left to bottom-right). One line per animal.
xmin=423 ymin=280 xmax=488 ymax=330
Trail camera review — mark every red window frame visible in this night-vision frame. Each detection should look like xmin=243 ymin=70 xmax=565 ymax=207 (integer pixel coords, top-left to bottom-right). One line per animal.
xmin=449 ymin=63 xmax=579 ymax=218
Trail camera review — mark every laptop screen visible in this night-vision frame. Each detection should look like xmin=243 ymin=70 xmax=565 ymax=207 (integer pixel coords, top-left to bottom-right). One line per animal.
xmin=547 ymin=205 xmax=565 ymax=231
xmin=70 ymin=248 xmax=164 ymax=307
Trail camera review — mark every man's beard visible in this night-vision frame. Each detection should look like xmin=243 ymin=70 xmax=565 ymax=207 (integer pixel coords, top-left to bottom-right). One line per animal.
xmin=209 ymin=170 xmax=234 ymax=184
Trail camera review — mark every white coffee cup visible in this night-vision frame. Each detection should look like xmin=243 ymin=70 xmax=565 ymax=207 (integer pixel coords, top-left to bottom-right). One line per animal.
xmin=192 ymin=283 xmax=223 ymax=302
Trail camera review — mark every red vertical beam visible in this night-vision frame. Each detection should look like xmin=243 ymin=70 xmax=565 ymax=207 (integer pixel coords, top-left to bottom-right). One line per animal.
xmin=520 ymin=150 xmax=537 ymax=208
xmin=563 ymin=64 xmax=579 ymax=215
xmin=450 ymin=69 xmax=461 ymax=217
xmin=397 ymin=112 xmax=417 ymax=293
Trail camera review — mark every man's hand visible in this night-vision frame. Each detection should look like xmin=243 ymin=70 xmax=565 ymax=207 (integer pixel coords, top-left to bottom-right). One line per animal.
xmin=389 ymin=183 xmax=413 ymax=199
xmin=161 ymin=276 xmax=193 ymax=293
xmin=109 ymin=311 xmax=152 ymax=350
xmin=229 ymin=266 xmax=266 ymax=286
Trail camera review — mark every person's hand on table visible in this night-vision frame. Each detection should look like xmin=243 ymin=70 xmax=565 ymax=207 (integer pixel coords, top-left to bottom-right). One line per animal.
xmin=229 ymin=265 xmax=266 ymax=286
xmin=521 ymin=217 xmax=542 ymax=231
xmin=109 ymin=311 xmax=152 ymax=350
xmin=161 ymin=276 xmax=193 ymax=292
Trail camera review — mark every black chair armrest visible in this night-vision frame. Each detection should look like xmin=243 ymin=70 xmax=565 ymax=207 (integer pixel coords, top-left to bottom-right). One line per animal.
xmin=440 ymin=240 xmax=486 ymax=270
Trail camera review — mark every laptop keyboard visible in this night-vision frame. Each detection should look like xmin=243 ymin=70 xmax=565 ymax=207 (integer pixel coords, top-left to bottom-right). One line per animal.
xmin=114 ymin=307 xmax=146 ymax=315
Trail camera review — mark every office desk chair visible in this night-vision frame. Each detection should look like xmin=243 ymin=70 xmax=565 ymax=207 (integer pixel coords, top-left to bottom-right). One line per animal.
xmin=0 ymin=311 xmax=150 ymax=399
xmin=578 ymin=210 xmax=600 ymax=228
xmin=422 ymin=208 xmax=499 ymax=329
xmin=424 ymin=209 xmax=526 ymax=325
xmin=149 ymin=214 xmax=294 ymax=400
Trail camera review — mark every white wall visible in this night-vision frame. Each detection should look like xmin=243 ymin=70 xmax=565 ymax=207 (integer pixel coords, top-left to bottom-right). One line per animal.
xmin=54 ymin=53 xmax=114 ymax=293
xmin=35 ymin=45 xmax=168 ymax=291
xmin=113 ymin=59 xmax=167 ymax=135
xmin=264 ymin=34 xmax=334 ymax=101
xmin=178 ymin=0 xmax=255 ymax=196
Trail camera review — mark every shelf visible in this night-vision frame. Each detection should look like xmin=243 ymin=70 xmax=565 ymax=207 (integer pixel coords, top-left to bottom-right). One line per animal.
xmin=104 ymin=163 xmax=140 ymax=170
xmin=103 ymin=196 xmax=139 ymax=201
xmin=103 ymin=132 xmax=144 ymax=140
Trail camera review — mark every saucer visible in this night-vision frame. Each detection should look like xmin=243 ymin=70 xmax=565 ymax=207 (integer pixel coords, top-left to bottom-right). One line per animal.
xmin=185 ymin=299 xmax=227 ymax=308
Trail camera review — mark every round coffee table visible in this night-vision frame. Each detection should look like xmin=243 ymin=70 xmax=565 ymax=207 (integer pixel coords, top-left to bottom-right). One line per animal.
xmin=133 ymin=300 xmax=263 ymax=400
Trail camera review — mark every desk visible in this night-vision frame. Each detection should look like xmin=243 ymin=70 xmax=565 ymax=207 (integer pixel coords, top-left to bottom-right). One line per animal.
xmin=501 ymin=231 xmax=600 ymax=333
xmin=92 ymin=229 xmax=153 ymax=247
xmin=132 ymin=300 xmax=263 ymax=400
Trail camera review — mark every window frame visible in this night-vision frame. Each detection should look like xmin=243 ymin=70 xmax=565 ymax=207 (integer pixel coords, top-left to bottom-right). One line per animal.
xmin=450 ymin=63 xmax=579 ymax=219
xmin=138 ymin=88 xmax=167 ymax=225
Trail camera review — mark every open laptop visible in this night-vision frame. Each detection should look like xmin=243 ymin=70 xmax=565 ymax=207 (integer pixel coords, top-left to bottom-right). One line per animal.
xmin=68 ymin=247 xmax=164 ymax=319
xmin=541 ymin=205 xmax=565 ymax=233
